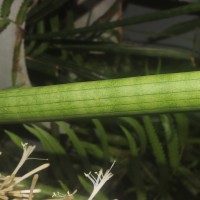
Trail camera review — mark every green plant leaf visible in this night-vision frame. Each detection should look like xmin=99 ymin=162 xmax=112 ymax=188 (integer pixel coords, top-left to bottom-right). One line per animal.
xmin=175 ymin=113 xmax=189 ymax=151
xmin=81 ymin=141 xmax=104 ymax=159
xmin=55 ymin=43 xmax=194 ymax=60
xmin=27 ymin=3 xmax=200 ymax=38
xmin=92 ymin=119 xmax=111 ymax=161
xmin=119 ymin=125 xmax=138 ymax=157
xmin=120 ymin=117 xmax=147 ymax=154
xmin=0 ymin=0 xmax=14 ymax=18
xmin=0 ymin=18 xmax=10 ymax=33
xmin=4 ymin=130 xmax=23 ymax=149
xmin=30 ymin=20 xmax=48 ymax=57
xmin=143 ymin=115 xmax=166 ymax=166
xmin=24 ymin=124 xmax=65 ymax=154
xmin=161 ymin=114 xmax=180 ymax=169
xmin=27 ymin=0 xmax=69 ymax=24
xmin=56 ymin=121 xmax=89 ymax=169
xmin=16 ymin=0 xmax=32 ymax=25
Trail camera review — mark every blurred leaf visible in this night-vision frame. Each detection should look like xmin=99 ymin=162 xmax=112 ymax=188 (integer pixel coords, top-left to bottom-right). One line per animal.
xmin=81 ymin=141 xmax=104 ymax=159
xmin=175 ymin=113 xmax=189 ymax=151
xmin=0 ymin=18 xmax=10 ymax=33
xmin=5 ymin=130 xmax=23 ymax=149
xmin=24 ymin=124 xmax=66 ymax=154
xmin=27 ymin=3 xmax=200 ymax=37
xmin=16 ymin=0 xmax=32 ymax=25
xmin=30 ymin=20 xmax=48 ymax=57
xmin=120 ymin=125 xmax=138 ymax=157
xmin=27 ymin=0 xmax=69 ymax=24
xmin=24 ymin=124 xmax=78 ymax=185
xmin=56 ymin=121 xmax=89 ymax=169
xmin=55 ymin=43 xmax=195 ymax=60
xmin=120 ymin=117 xmax=147 ymax=154
xmin=92 ymin=119 xmax=111 ymax=161
xmin=161 ymin=114 xmax=180 ymax=169
xmin=143 ymin=116 xmax=166 ymax=166
xmin=0 ymin=0 xmax=14 ymax=17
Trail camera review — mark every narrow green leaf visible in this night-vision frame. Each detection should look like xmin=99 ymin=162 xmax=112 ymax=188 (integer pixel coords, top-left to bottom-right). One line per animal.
xmin=92 ymin=119 xmax=111 ymax=161
xmin=161 ymin=114 xmax=180 ymax=169
xmin=5 ymin=130 xmax=23 ymax=149
xmin=120 ymin=125 xmax=138 ymax=157
xmin=0 ymin=0 xmax=14 ymax=17
xmin=27 ymin=0 xmax=69 ymax=24
xmin=175 ymin=113 xmax=189 ymax=151
xmin=107 ymin=134 xmax=127 ymax=146
xmin=31 ymin=20 xmax=48 ymax=57
xmin=81 ymin=141 xmax=104 ymax=159
xmin=24 ymin=124 xmax=78 ymax=183
xmin=56 ymin=121 xmax=89 ymax=168
xmin=24 ymin=124 xmax=65 ymax=154
xmin=55 ymin=43 xmax=194 ymax=60
xmin=120 ymin=117 xmax=147 ymax=154
xmin=27 ymin=3 xmax=200 ymax=37
xmin=26 ymin=55 xmax=59 ymax=77
xmin=57 ymin=180 xmax=69 ymax=193
xmin=143 ymin=116 xmax=166 ymax=165
xmin=16 ymin=0 xmax=31 ymax=25
xmin=0 ymin=18 xmax=10 ymax=33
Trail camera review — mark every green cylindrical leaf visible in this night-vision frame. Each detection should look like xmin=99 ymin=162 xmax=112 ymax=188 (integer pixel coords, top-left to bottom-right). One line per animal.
xmin=0 ymin=71 xmax=200 ymax=123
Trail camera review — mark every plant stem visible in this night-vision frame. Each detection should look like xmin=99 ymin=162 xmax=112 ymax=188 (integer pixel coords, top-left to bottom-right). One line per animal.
xmin=0 ymin=71 xmax=200 ymax=123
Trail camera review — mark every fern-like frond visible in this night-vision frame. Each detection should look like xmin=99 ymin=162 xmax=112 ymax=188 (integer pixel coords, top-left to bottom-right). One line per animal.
xmin=161 ymin=114 xmax=180 ymax=169
xmin=143 ymin=115 xmax=166 ymax=166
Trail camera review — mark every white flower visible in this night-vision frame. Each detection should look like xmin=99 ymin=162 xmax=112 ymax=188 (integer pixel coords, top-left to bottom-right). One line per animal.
xmin=0 ymin=142 xmax=49 ymax=199
xmin=84 ymin=161 xmax=116 ymax=200
xmin=12 ymin=142 xmax=36 ymax=176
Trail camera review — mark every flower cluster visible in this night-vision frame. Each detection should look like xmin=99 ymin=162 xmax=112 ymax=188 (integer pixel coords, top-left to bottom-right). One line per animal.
xmin=0 ymin=143 xmax=49 ymax=200
xmin=85 ymin=161 xmax=115 ymax=200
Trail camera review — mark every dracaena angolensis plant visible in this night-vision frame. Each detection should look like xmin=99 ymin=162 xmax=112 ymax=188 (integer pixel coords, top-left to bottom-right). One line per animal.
xmin=0 ymin=71 xmax=200 ymax=124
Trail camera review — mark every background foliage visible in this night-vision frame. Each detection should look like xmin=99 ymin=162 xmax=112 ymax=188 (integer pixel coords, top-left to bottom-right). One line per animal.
xmin=1 ymin=0 xmax=200 ymax=199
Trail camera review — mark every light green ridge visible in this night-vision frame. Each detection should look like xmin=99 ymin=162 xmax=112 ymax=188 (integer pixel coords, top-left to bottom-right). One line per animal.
xmin=0 ymin=71 xmax=200 ymax=123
